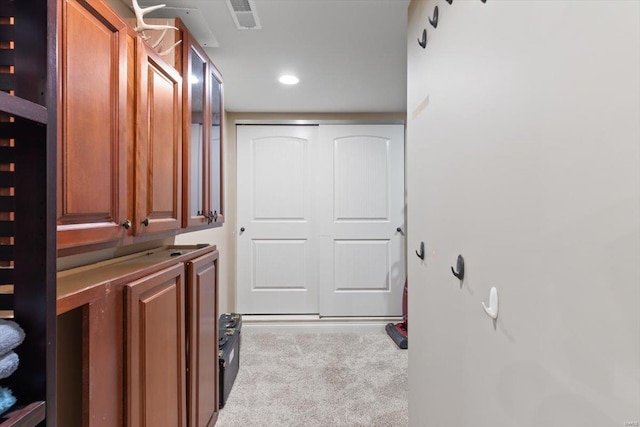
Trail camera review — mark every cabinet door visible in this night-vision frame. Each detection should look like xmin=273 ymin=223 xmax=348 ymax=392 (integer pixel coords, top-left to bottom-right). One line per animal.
xmin=180 ymin=25 xmax=225 ymax=230
xmin=207 ymin=63 xmax=224 ymax=227
xmin=136 ymin=38 xmax=182 ymax=236
xmin=57 ymin=0 xmax=129 ymax=250
xmin=186 ymin=250 xmax=219 ymax=427
xmin=125 ymin=263 xmax=187 ymax=427
xmin=182 ymin=35 xmax=209 ymax=228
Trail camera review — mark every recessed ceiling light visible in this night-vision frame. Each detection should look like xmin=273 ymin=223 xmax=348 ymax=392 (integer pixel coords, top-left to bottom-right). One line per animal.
xmin=279 ymin=74 xmax=299 ymax=85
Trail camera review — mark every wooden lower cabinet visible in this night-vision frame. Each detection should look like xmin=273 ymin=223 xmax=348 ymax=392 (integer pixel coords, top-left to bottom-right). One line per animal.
xmin=186 ymin=252 xmax=220 ymax=427
xmin=56 ymin=245 xmax=219 ymax=427
xmin=125 ymin=264 xmax=187 ymax=427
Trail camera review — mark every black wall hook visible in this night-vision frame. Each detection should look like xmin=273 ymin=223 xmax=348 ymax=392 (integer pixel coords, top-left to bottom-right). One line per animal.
xmin=429 ymin=5 xmax=439 ymax=28
xmin=451 ymin=254 xmax=465 ymax=280
xmin=417 ymin=29 xmax=427 ymax=49
xmin=416 ymin=241 xmax=425 ymax=260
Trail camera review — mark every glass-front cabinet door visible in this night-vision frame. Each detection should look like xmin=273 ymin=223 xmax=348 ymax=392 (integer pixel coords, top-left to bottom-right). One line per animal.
xmin=208 ymin=64 xmax=223 ymax=225
xmin=181 ymin=24 xmax=224 ymax=229
xmin=183 ymin=41 xmax=208 ymax=227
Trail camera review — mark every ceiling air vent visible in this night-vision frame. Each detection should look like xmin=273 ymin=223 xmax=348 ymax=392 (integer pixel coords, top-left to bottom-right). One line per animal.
xmin=225 ymin=0 xmax=262 ymax=30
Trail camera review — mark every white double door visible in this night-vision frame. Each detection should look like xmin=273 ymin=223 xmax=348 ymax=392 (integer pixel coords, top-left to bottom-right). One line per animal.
xmin=237 ymin=124 xmax=405 ymax=316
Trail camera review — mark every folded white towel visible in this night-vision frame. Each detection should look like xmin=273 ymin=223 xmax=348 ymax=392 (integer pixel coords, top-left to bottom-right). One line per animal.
xmin=0 ymin=320 xmax=24 ymax=354
xmin=0 ymin=351 xmax=18 ymax=380
xmin=0 ymin=386 xmax=16 ymax=415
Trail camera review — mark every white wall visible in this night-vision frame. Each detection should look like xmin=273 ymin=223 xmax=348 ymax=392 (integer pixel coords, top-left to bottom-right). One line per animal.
xmin=407 ymin=1 xmax=639 ymax=426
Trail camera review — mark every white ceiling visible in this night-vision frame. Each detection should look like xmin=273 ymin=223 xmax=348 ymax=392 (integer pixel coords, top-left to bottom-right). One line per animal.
xmin=132 ymin=0 xmax=409 ymax=113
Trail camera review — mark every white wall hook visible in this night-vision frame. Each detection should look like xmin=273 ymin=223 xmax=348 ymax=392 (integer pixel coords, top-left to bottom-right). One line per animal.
xmin=481 ymin=286 xmax=498 ymax=319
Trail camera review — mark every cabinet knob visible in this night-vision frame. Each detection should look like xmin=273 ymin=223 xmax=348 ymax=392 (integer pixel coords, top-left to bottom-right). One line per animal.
xmin=122 ymin=219 xmax=132 ymax=230
xmin=240 ymin=227 xmax=245 ymax=233
xmin=142 ymin=218 xmax=150 ymax=227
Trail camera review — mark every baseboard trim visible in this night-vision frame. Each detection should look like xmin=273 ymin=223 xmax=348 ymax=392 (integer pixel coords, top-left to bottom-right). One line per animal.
xmin=241 ymin=314 xmax=403 ymax=333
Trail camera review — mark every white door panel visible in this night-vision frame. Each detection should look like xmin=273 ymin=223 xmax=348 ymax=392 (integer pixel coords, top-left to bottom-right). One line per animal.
xmin=237 ymin=125 xmax=319 ymax=314
xmin=252 ymin=136 xmax=307 ymax=220
xmin=334 ymin=135 xmax=391 ymax=220
xmin=334 ymin=240 xmax=390 ymax=291
xmin=318 ymin=124 xmax=405 ymax=316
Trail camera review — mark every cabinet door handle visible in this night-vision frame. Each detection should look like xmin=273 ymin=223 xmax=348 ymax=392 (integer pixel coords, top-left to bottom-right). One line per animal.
xmin=142 ymin=218 xmax=150 ymax=227
xmin=207 ymin=210 xmax=218 ymax=224
xmin=122 ymin=219 xmax=132 ymax=229
xmin=240 ymin=227 xmax=245 ymax=233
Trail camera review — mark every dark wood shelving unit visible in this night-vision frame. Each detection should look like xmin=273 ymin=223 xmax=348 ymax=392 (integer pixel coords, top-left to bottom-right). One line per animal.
xmin=0 ymin=0 xmax=57 ymax=425
xmin=0 ymin=92 xmax=47 ymax=125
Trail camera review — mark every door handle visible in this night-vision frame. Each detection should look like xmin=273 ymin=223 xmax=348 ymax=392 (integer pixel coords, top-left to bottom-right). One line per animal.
xmin=415 ymin=241 xmax=425 ymax=260
xmin=206 ymin=211 xmax=218 ymax=224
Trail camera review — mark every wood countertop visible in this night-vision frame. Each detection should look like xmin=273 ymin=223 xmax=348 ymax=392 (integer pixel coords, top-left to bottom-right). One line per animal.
xmin=57 ymin=245 xmax=216 ymax=314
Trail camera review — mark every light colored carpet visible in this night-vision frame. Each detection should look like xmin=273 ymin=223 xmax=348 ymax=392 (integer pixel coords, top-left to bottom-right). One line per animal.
xmin=216 ymin=329 xmax=408 ymax=427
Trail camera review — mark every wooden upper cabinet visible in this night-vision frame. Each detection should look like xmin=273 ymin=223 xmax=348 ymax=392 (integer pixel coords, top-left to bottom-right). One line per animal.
xmin=56 ymin=7 xmax=223 ymax=252
xmin=135 ymin=38 xmax=183 ymax=236
xmin=125 ymin=263 xmax=187 ymax=427
xmin=57 ymin=0 xmax=129 ymax=250
xmin=180 ymin=23 xmax=224 ymax=229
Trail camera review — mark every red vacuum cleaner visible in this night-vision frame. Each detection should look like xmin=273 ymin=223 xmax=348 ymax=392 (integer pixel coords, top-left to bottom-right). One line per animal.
xmin=386 ymin=278 xmax=408 ymax=349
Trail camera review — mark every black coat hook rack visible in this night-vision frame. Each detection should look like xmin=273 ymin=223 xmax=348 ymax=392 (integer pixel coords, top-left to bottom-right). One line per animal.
xmin=451 ymin=254 xmax=465 ymax=281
